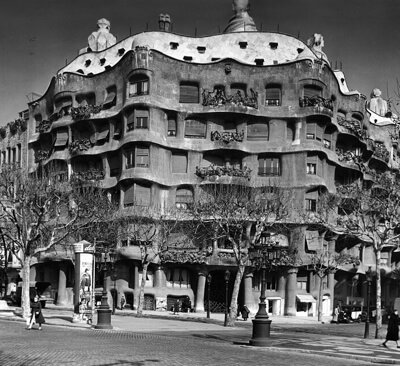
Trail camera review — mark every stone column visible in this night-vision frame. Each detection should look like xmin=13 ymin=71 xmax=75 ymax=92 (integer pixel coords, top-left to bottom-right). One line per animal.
xmin=195 ymin=271 xmax=207 ymax=313
xmin=243 ymin=270 xmax=254 ymax=311
xmin=154 ymin=265 xmax=166 ymax=288
xmin=277 ymin=271 xmax=286 ymax=315
xmin=284 ymin=267 xmax=298 ymax=316
xmin=56 ymin=262 xmax=68 ymax=306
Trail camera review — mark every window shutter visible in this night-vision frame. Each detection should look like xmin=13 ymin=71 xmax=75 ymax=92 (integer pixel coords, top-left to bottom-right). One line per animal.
xmin=247 ymin=122 xmax=268 ymax=140
xmin=124 ymin=185 xmax=135 ymax=206
xmin=109 ymin=155 xmax=119 ymax=170
xmin=265 ymin=87 xmax=281 ymax=105
xmin=136 ymin=147 xmax=149 ymax=167
xmin=103 ymin=91 xmax=116 ymax=107
xmin=135 ymin=184 xmax=151 ymax=206
xmin=176 ymin=189 xmax=193 ymax=203
xmin=185 ymin=120 xmax=205 ymax=137
xmin=172 ymin=153 xmax=187 ymax=173
xmin=54 ymin=130 xmax=69 ymax=146
xmin=304 ymin=86 xmax=322 ymax=98
xmin=179 ymin=84 xmax=199 ymax=103
xmin=305 ymin=231 xmax=321 ymax=251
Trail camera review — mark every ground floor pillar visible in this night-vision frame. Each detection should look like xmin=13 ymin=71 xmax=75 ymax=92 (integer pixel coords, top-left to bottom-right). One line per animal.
xmin=284 ymin=267 xmax=298 ymax=316
xmin=56 ymin=263 xmax=68 ymax=306
xmin=195 ymin=271 xmax=206 ymax=313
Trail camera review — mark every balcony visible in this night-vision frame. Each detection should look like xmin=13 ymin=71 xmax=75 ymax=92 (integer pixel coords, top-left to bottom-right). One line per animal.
xmin=36 ymin=119 xmax=52 ymax=134
xmin=210 ymin=130 xmax=244 ymax=144
xmin=195 ymin=164 xmax=252 ymax=181
xmin=336 ymin=149 xmax=364 ymax=169
xmin=68 ymin=139 xmax=94 ymax=154
xmin=337 ymin=116 xmax=367 ymax=140
xmin=71 ymin=169 xmax=105 ymax=182
xmin=202 ymin=88 xmax=258 ymax=109
xmin=299 ymin=96 xmax=334 ymax=111
xmin=373 ymin=142 xmax=390 ymax=163
xmin=35 ymin=150 xmax=50 ymax=162
xmin=70 ymin=104 xmax=102 ymax=121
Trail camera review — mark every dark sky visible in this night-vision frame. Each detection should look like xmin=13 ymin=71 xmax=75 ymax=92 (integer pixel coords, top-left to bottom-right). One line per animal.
xmin=1 ymin=0 xmax=400 ymax=122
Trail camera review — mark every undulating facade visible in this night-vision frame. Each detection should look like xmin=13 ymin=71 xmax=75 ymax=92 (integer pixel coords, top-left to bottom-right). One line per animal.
xmin=4 ymin=3 xmax=400 ymax=317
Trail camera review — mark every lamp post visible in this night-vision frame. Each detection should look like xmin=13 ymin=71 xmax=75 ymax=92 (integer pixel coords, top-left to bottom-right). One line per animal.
xmin=364 ymin=266 xmax=373 ymax=339
xmin=95 ymin=249 xmax=116 ymax=329
xmin=249 ymin=243 xmax=281 ymax=347
xmin=206 ymin=273 xmax=212 ymax=319
xmin=111 ymin=269 xmax=117 ymax=315
xmin=224 ymin=269 xmax=231 ymax=326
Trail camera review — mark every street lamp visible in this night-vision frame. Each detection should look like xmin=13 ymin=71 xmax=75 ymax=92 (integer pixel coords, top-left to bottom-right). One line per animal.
xmin=364 ymin=266 xmax=373 ymax=339
xmin=224 ymin=269 xmax=231 ymax=326
xmin=249 ymin=243 xmax=281 ymax=347
xmin=94 ymin=249 xmax=116 ymax=329
xmin=206 ymin=273 xmax=212 ymax=319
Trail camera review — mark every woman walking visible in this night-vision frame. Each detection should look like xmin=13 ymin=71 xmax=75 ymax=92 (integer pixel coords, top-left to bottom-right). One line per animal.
xmin=27 ymin=295 xmax=45 ymax=330
xmin=382 ymin=309 xmax=399 ymax=348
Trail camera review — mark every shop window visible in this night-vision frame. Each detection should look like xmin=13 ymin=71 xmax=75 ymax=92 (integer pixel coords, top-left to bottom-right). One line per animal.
xmin=258 ymin=156 xmax=280 ymax=176
xmin=179 ymin=82 xmax=199 ymax=103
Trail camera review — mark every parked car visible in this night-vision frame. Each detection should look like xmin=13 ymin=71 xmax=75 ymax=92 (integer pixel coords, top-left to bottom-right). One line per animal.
xmin=357 ymin=307 xmax=388 ymax=323
xmin=341 ymin=305 xmax=362 ymax=322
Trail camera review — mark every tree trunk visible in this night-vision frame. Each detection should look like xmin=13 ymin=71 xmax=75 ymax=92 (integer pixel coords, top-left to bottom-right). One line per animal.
xmin=136 ymin=262 xmax=148 ymax=318
xmin=21 ymin=256 xmax=31 ymax=320
xmin=317 ymin=273 xmax=324 ymax=322
xmin=375 ymin=248 xmax=382 ymax=339
xmin=227 ymin=264 xmax=245 ymax=327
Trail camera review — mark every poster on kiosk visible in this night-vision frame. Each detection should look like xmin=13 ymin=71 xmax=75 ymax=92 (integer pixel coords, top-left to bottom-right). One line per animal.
xmin=73 ymin=241 xmax=95 ymax=316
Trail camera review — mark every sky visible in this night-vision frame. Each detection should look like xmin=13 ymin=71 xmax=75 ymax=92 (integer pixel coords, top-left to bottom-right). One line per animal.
xmin=1 ymin=0 xmax=400 ymax=123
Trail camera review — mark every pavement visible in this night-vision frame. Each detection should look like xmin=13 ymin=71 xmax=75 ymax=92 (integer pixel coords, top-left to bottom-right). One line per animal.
xmin=2 ymin=304 xmax=400 ymax=364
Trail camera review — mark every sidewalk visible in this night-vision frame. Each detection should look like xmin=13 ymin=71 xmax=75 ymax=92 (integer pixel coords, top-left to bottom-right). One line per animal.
xmin=2 ymin=305 xmax=400 ymax=364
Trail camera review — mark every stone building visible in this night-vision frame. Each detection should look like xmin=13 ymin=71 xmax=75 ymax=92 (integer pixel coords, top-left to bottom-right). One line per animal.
xmin=19 ymin=2 xmax=400 ymax=316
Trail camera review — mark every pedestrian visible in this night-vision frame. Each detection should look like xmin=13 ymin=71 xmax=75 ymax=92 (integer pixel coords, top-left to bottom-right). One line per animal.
xmin=332 ymin=304 xmax=340 ymax=324
xmin=27 ymin=295 xmax=45 ymax=330
xmin=173 ymin=299 xmax=180 ymax=315
xmin=120 ymin=294 xmax=126 ymax=310
xmin=241 ymin=305 xmax=250 ymax=321
xmin=382 ymin=309 xmax=400 ymax=348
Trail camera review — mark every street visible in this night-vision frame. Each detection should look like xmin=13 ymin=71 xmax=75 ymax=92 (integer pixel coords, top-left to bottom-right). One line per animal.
xmin=0 ymin=319 xmax=376 ymax=366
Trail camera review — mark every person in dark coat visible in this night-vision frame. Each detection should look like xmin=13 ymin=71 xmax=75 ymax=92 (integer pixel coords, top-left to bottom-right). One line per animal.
xmin=382 ymin=309 xmax=399 ymax=348
xmin=27 ymin=295 xmax=45 ymax=330
xmin=241 ymin=305 xmax=250 ymax=321
xmin=173 ymin=299 xmax=180 ymax=315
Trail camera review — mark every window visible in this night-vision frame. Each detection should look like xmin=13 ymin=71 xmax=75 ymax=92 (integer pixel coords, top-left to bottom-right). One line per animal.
xmin=113 ymin=122 xmax=122 ymax=140
xmin=305 ymin=199 xmax=317 ymax=212
xmin=126 ymin=150 xmax=134 ymax=169
xmin=179 ymin=82 xmax=199 ymax=103
xmin=136 ymin=117 xmax=148 ymax=129
xmin=185 ymin=120 xmax=206 ymax=138
xmin=127 ymin=114 xmax=135 ymax=131
xmin=175 ymin=188 xmax=193 ymax=210
xmin=297 ymin=281 xmax=307 ymax=290
xmin=287 ymin=122 xmax=295 ymax=141
xmin=172 ymin=153 xmax=187 ymax=173
xmin=247 ymin=122 xmax=268 ymax=140
xmin=323 ymin=139 xmax=331 ymax=149
xmin=258 ymin=157 xmax=280 ymax=176
xmin=306 ymin=121 xmax=324 ymax=141
xmin=136 ymin=146 xmax=150 ymax=167
xmin=103 ymin=87 xmax=116 ymax=109
xmin=123 ymin=183 xmax=151 ymax=207
xmin=168 ymin=115 xmax=177 ymax=136
xmin=54 ymin=129 xmax=69 ymax=148
xmin=239 ymin=42 xmax=248 ymax=49
xmin=307 ymin=163 xmax=316 ymax=175
xmin=170 ymin=42 xmax=179 ymax=50
xmin=303 ymin=85 xmax=322 ymax=99
xmin=129 ymin=76 xmax=149 ymax=96
xmin=167 ymin=268 xmax=190 ymax=288
xmin=265 ymin=85 xmax=281 ymax=106
xmin=109 ymin=154 xmax=120 ymax=177
xmin=230 ymin=83 xmax=246 ymax=98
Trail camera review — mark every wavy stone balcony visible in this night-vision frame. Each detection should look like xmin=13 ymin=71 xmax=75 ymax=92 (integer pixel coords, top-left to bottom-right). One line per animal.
xmin=70 ymin=104 xmax=103 ymax=121
xmin=210 ymin=130 xmax=244 ymax=144
xmin=372 ymin=142 xmax=390 ymax=163
xmin=71 ymin=168 xmax=105 ymax=182
xmin=195 ymin=164 xmax=252 ymax=183
xmin=336 ymin=116 xmax=367 ymax=140
xmin=202 ymin=88 xmax=258 ymax=109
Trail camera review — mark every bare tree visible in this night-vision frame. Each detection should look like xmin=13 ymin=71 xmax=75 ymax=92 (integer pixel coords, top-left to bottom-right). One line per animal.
xmin=121 ymin=208 xmax=191 ymax=317
xmin=190 ymin=183 xmax=293 ymax=326
xmin=314 ymin=172 xmax=400 ymax=338
xmin=0 ymin=164 xmax=116 ymax=319
xmin=309 ymin=250 xmax=359 ymax=321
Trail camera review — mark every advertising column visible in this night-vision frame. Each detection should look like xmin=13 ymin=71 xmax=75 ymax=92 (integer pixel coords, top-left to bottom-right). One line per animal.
xmin=73 ymin=241 xmax=95 ymax=319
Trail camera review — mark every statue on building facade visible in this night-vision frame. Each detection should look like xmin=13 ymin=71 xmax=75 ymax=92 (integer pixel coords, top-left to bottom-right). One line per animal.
xmin=307 ymin=34 xmax=329 ymax=64
xmin=368 ymin=88 xmax=388 ymax=116
xmin=88 ymin=18 xmax=116 ymax=52
xmin=223 ymin=0 xmax=257 ymax=33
